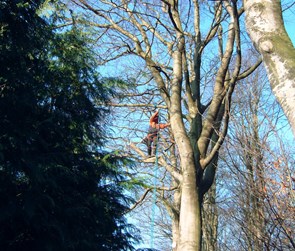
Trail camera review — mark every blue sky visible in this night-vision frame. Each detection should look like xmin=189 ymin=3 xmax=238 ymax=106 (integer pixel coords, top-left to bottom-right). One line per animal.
xmin=283 ymin=1 xmax=295 ymax=44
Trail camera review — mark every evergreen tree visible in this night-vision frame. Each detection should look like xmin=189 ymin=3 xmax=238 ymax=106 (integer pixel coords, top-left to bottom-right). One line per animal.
xmin=0 ymin=1 xmax=137 ymax=250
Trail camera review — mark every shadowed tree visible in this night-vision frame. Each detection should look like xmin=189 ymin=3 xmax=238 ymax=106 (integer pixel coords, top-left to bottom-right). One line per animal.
xmin=0 ymin=1 xmax=137 ymax=250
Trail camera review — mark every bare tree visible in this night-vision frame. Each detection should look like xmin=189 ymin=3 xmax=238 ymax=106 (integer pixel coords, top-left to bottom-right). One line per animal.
xmin=243 ymin=0 xmax=295 ymax=136
xmin=52 ymin=0 xmax=263 ymax=250
xmin=218 ymin=65 xmax=295 ymax=250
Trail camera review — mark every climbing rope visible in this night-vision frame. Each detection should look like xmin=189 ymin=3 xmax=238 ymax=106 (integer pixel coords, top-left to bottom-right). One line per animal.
xmin=149 ymin=109 xmax=161 ymax=249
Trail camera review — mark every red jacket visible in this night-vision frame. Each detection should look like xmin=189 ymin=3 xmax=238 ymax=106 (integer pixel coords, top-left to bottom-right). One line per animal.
xmin=149 ymin=111 xmax=169 ymax=129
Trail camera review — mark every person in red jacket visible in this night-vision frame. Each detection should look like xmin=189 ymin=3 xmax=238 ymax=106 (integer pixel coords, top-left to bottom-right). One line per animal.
xmin=143 ymin=110 xmax=170 ymax=156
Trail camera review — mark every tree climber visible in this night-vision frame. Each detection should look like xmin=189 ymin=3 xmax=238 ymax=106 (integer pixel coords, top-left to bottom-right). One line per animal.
xmin=143 ymin=110 xmax=170 ymax=156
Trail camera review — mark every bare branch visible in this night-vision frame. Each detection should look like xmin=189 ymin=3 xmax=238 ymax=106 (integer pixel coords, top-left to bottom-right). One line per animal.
xmin=129 ymin=142 xmax=182 ymax=182
xmin=106 ymin=103 xmax=168 ymax=109
xmin=237 ymin=58 xmax=262 ymax=80
xmin=127 ymin=187 xmax=153 ymax=212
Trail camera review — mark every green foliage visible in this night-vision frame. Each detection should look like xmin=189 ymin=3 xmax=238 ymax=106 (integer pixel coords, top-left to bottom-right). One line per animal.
xmin=0 ymin=1 xmax=138 ymax=250
xmin=121 ymin=177 xmax=150 ymax=190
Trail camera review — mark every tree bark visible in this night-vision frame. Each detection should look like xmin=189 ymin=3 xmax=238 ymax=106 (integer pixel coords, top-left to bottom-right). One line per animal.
xmin=244 ymin=0 xmax=295 ymax=136
xmin=169 ymin=37 xmax=202 ymax=250
xmin=202 ymin=182 xmax=218 ymax=251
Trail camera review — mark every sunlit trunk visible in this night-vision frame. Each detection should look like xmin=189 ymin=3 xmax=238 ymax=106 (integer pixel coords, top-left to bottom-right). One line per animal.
xmin=178 ymin=161 xmax=202 ymax=251
xmin=244 ymin=0 xmax=295 ymax=136
xmin=171 ymin=150 xmax=181 ymax=251
xmin=170 ymin=50 xmax=202 ymax=249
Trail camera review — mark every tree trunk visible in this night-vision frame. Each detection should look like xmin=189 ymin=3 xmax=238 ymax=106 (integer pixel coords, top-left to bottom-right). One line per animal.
xmin=244 ymin=0 xmax=295 ymax=136
xmin=202 ymin=182 xmax=218 ymax=251
xmin=178 ymin=161 xmax=202 ymax=251
xmin=170 ymin=46 xmax=203 ymax=250
xmin=172 ymin=190 xmax=180 ymax=251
